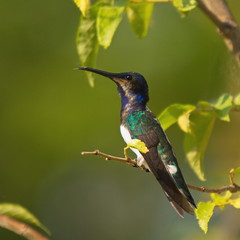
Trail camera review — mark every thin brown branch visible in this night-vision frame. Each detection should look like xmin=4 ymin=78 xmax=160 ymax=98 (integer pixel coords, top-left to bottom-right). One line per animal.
xmin=81 ymin=150 xmax=149 ymax=171
xmin=81 ymin=149 xmax=240 ymax=194
xmin=0 ymin=214 xmax=49 ymax=240
xmin=82 ymin=150 xmax=134 ymax=164
xmin=198 ymin=0 xmax=240 ymax=65
xmin=187 ymin=183 xmax=240 ymax=193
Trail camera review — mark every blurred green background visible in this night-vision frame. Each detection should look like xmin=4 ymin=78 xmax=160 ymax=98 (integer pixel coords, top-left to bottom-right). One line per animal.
xmin=1 ymin=1 xmax=240 ymax=239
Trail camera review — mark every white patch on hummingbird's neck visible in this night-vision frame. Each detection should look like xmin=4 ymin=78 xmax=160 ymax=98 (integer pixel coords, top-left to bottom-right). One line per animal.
xmin=120 ymin=125 xmax=150 ymax=171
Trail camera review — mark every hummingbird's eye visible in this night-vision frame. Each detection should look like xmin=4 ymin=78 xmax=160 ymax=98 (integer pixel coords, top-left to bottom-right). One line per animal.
xmin=126 ymin=75 xmax=132 ymax=80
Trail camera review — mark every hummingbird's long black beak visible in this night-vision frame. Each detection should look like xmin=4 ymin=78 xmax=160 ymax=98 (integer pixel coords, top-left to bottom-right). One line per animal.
xmin=76 ymin=67 xmax=116 ymax=79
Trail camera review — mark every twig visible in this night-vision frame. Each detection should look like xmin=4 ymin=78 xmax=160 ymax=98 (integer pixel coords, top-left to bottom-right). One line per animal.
xmin=0 ymin=214 xmax=49 ymax=240
xmin=81 ymin=150 xmax=240 ymax=194
xmin=81 ymin=150 xmax=149 ymax=171
xmin=187 ymin=183 xmax=240 ymax=193
xmin=82 ymin=150 xmax=137 ymax=165
xmin=198 ymin=0 xmax=240 ymax=65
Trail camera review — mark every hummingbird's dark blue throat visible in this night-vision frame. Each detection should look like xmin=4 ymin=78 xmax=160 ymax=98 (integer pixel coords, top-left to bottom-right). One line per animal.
xmin=78 ymin=66 xmax=196 ymax=217
xmin=79 ymin=67 xmax=149 ymax=121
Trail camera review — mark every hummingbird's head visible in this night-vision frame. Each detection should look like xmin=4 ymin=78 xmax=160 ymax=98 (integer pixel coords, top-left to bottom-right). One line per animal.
xmin=78 ymin=67 xmax=149 ymax=105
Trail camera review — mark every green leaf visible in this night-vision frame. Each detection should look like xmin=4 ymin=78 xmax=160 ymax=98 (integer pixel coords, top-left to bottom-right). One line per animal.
xmin=212 ymin=93 xmax=233 ymax=122
xmin=229 ymin=197 xmax=240 ymax=208
xmin=197 ymin=100 xmax=212 ymax=109
xmin=233 ymin=93 xmax=240 ymax=106
xmin=231 ymin=167 xmax=240 ymax=175
xmin=195 ymin=201 xmax=215 ymax=234
xmin=210 ymin=191 xmax=232 ymax=208
xmin=127 ymin=2 xmax=154 ymax=39
xmin=184 ymin=111 xmax=216 ymax=181
xmin=97 ymin=6 xmax=125 ymax=49
xmin=158 ymin=104 xmax=196 ymax=130
xmin=0 ymin=203 xmax=50 ymax=235
xmin=76 ymin=3 xmax=102 ymax=86
xmin=177 ymin=109 xmax=193 ymax=133
xmin=126 ymin=139 xmax=149 ymax=153
xmin=114 ymin=0 xmax=128 ymax=7
xmin=74 ymin=0 xmax=90 ymax=16
xmin=172 ymin=0 xmax=197 ymax=13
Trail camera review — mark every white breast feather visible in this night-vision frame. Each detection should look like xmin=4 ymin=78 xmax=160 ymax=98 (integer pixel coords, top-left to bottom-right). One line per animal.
xmin=120 ymin=124 xmax=132 ymax=144
xmin=120 ymin=125 xmax=150 ymax=170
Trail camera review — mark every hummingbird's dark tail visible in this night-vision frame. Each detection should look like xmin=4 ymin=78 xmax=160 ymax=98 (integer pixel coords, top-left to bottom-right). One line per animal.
xmin=141 ymin=146 xmax=196 ymax=217
xmin=164 ymin=192 xmax=184 ymax=218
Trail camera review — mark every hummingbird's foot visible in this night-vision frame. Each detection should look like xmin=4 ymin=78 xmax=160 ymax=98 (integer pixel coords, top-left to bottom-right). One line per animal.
xmin=144 ymin=168 xmax=150 ymax=172
xmin=123 ymin=147 xmax=132 ymax=163
xmin=131 ymin=159 xmax=138 ymax=168
xmin=139 ymin=164 xmax=150 ymax=172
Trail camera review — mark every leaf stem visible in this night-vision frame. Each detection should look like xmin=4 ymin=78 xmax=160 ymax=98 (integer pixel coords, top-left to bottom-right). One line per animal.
xmin=81 ymin=150 xmax=240 ymax=194
xmin=0 ymin=215 xmax=49 ymax=240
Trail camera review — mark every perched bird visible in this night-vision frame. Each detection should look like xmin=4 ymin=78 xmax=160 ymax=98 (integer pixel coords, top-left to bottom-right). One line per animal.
xmin=78 ymin=67 xmax=196 ymax=217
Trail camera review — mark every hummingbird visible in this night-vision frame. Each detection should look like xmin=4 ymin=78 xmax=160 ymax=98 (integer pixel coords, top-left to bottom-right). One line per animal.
xmin=78 ymin=67 xmax=196 ymax=217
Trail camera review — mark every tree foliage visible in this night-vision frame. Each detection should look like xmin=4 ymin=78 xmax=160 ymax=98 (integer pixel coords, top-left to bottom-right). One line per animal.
xmin=158 ymin=93 xmax=237 ymax=181
xmin=74 ymin=0 xmax=197 ymax=85
xmin=196 ymin=190 xmax=240 ymax=233
xmin=0 ymin=0 xmax=239 ymax=239
xmin=73 ymin=0 xmax=240 ymax=235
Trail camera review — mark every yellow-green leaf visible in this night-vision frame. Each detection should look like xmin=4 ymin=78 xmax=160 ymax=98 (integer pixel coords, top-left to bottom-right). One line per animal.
xmin=127 ymin=2 xmax=154 ymax=39
xmin=184 ymin=111 xmax=216 ymax=181
xmin=177 ymin=109 xmax=194 ymax=133
xmin=197 ymin=100 xmax=212 ymax=109
xmin=97 ymin=6 xmax=125 ymax=49
xmin=229 ymin=197 xmax=240 ymax=208
xmin=74 ymin=0 xmax=90 ymax=16
xmin=158 ymin=104 xmax=196 ymax=130
xmin=195 ymin=201 xmax=215 ymax=234
xmin=234 ymin=93 xmax=240 ymax=106
xmin=231 ymin=167 xmax=240 ymax=175
xmin=213 ymin=93 xmax=233 ymax=122
xmin=173 ymin=0 xmax=197 ymax=13
xmin=210 ymin=191 xmax=232 ymax=207
xmin=76 ymin=3 xmax=102 ymax=86
xmin=0 ymin=203 xmax=50 ymax=235
xmin=127 ymin=139 xmax=149 ymax=153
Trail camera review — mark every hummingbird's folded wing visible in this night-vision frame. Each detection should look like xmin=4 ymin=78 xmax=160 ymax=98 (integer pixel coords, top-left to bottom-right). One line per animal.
xmin=139 ymin=136 xmax=195 ymax=216
xmin=126 ymin=110 xmax=196 ymax=216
